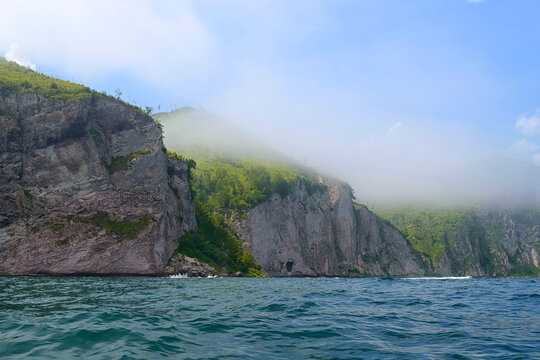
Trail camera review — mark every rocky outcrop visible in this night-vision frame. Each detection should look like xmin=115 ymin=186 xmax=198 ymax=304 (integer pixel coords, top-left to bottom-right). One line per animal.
xmin=233 ymin=180 xmax=425 ymax=277
xmin=0 ymin=92 xmax=196 ymax=275
xmin=163 ymin=253 xmax=217 ymax=277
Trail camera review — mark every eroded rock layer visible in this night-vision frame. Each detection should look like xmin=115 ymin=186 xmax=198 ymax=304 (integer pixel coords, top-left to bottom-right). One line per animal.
xmin=0 ymin=93 xmax=195 ymax=275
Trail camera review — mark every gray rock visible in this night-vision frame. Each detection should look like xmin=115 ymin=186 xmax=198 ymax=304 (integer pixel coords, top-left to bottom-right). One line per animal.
xmin=233 ymin=180 xmax=426 ymax=277
xmin=433 ymin=209 xmax=540 ymax=276
xmin=0 ymin=93 xmax=196 ymax=275
xmin=163 ymin=253 xmax=217 ymax=277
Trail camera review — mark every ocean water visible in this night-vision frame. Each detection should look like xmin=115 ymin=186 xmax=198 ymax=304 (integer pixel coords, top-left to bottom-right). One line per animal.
xmin=0 ymin=277 xmax=538 ymax=359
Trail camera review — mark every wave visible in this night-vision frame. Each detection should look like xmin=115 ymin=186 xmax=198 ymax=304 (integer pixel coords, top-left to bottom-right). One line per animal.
xmin=406 ymin=276 xmax=472 ymax=280
xmin=169 ymin=274 xmax=219 ymax=279
xmin=169 ymin=273 xmax=188 ymax=278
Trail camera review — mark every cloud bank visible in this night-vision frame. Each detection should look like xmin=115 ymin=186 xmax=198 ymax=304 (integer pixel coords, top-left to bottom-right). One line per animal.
xmin=1 ymin=0 xmax=539 ymax=206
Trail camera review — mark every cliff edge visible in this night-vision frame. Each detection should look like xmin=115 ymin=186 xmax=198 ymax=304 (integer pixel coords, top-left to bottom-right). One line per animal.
xmin=0 ymin=63 xmax=195 ymax=275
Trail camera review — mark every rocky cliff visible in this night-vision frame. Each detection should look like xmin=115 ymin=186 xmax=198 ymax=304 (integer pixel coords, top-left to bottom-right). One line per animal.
xmin=379 ymin=207 xmax=540 ymax=277
xmin=0 ymin=91 xmax=196 ymax=275
xmin=233 ymin=180 xmax=426 ymax=277
xmin=432 ymin=209 xmax=540 ymax=276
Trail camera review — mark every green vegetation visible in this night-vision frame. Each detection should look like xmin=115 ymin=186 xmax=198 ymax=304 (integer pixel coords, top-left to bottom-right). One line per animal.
xmin=105 ymin=149 xmax=151 ymax=174
xmin=0 ymin=109 xmax=15 ymax=118
xmin=352 ymin=202 xmax=365 ymax=211
xmin=377 ymin=207 xmax=468 ymax=263
xmin=155 ymin=117 xmax=164 ymax=135
xmin=155 ymin=107 xmax=326 ymax=276
xmin=167 ymin=155 xmax=324 ymax=276
xmin=509 ymin=263 xmax=540 ymax=277
xmin=376 ymin=207 xmax=540 ymax=276
xmin=164 ymin=147 xmax=197 ymax=171
xmin=154 ymin=107 xmax=326 ymax=211
xmin=0 ymin=58 xmax=153 ymax=116
xmin=89 ymin=127 xmax=103 ymax=146
xmin=71 ymin=211 xmax=154 ymax=240
xmin=23 ymin=189 xmax=33 ymax=199
xmin=191 ymin=157 xmax=326 ymax=212
xmin=0 ymin=58 xmax=92 ymax=103
xmin=176 ymin=202 xmax=264 ymax=276
xmin=162 ymin=147 xmax=271 ymax=276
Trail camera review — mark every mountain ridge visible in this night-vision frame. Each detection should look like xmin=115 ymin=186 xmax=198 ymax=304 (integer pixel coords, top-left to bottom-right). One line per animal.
xmin=1 ymin=57 xmax=538 ymax=277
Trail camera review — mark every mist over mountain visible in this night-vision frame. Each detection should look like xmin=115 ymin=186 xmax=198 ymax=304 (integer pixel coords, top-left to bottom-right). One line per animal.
xmin=156 ymin=107 xmax=540 ymax=209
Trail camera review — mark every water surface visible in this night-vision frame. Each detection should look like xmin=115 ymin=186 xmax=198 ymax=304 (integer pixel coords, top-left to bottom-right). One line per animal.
xmin=1 ymin=277 xmax=538 ymax=359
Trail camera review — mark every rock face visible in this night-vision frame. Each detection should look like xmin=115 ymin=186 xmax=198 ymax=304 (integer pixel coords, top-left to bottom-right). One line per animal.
xmin=431 ymin=209 xmax=540 ymax=277
xmin=233 ymin=180 xmax=425 ymax=277
xmin=0 ymin=93 xmax=196 ymax=275
xmin=163 ymin=253 xmax=217 ymax=277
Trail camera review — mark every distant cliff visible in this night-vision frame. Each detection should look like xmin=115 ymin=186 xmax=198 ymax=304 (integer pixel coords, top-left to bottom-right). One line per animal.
xmin=378 ymin=207 xmax=540 ymax=277
xmin=0 ymin=59 xmax=196 ymax=275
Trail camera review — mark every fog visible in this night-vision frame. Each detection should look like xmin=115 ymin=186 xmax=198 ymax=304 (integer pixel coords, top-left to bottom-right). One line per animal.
xmin=158 ymin=107 xmax=540 ymax=208
xmin=2 ymin=1 xmax=540 ymax=207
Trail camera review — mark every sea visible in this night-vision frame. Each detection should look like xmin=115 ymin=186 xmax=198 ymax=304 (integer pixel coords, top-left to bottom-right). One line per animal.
xmin=0 ymin=276 xmax=538 ymax=359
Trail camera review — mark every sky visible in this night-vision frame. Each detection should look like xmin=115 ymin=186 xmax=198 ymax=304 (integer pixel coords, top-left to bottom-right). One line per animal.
xmin=1 ymin=0 xmax=540 ymax=205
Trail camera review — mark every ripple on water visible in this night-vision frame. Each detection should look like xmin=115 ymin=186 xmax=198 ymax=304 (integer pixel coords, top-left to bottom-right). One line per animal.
xmin=0 ymin=277 xmax=539 ymax=359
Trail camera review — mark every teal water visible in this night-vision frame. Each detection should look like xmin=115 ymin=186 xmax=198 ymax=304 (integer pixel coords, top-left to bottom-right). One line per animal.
xmin=0 ymin=277 xmax=538 ymax=359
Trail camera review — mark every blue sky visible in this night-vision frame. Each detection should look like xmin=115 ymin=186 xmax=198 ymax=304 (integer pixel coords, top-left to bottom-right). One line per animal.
xmin=2 ymin=0 xmax=540 ymax=203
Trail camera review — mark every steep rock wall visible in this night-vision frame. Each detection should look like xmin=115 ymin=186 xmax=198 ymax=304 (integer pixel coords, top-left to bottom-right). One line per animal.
xmin=434 ymin=210 xmax=540 ymax=276
xmin=0 ymin=93 xmax=195 ymax=275
xmin=233 ymin=181 xmax=425 ymax=277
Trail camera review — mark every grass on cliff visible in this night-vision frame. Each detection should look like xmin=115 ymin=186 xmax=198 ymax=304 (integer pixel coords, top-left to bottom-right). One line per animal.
xmin=0 ymin=58 xmax=92 ymax=103
xmin=105 ymin=150 xmax=151 ymax=174
xmin=190 ymin=158 xmax=326 ymax=212
xmin=376 ymin=207 xmax=540 ymax=276
xmin=69 ymin=211 xmax=154 ymax=240
xmin=176 ymin=202 xmax=264 ymax=276
xmin=509 ymin=263 xmax=540 ymax=277
xmin=376 ymin=207 xmax=469 ymax=264
xmin=163 ymin=147 xmax=197 ymax=172
xmin=0 ymin=58 xmax=150 ymax=116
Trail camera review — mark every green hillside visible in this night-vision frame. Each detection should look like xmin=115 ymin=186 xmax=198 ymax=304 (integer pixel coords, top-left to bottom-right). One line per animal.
xmin=0 ymin=58 xmax=91 ymax=103
xmin=0 ymin=58 xmax=145 ymax=114
xmin=175 ymin=202 xmax=264 ymax=277
xmin=191 ymin=158 xmax=325 ymax=213
xmin=377 ymin=206 xmax=540 ymax=276
xmin=158 ymin=109 xmax=329 ymax=275
xmin=156 ymin=108 xmax=327 ymax=213
xmin=376 ymin=207 xmax=469 ymax=262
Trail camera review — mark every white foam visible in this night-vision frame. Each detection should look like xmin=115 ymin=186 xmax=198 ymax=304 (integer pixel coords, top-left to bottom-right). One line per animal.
xmin=169 ymin=273 xmax=188 ymax=278
xmin=406 ymin=276 xmax=472 ymax=280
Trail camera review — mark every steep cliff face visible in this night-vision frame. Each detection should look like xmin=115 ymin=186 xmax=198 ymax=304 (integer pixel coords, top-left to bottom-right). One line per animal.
xmin=157 ymin=107 xmax=427 ymax=277
xmin=379 ymin=208 xmax=540 ymax=277
xmin=0 ymin=92 xmax=195 ymax=275
xmin=233 ymin=180 xmax=425 ymax=277
xmin=439 ymin=210 xmax=540 ymax=276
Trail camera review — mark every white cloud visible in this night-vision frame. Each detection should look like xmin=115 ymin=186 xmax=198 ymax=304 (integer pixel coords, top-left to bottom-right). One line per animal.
xmin=387 ymin=122 xmax=404 ymax=136
xmin=0 ymin=1 xmax=215 ymax=88
xmin=510 ymin=138 xmax=538 ymax=154
xmin=5 ymin=43 xmax=36 ymax=70
xmin=533 ymin=153 xmax=540 ymax=165
xmin=515 ymin=111 xmax=540 ymax=136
